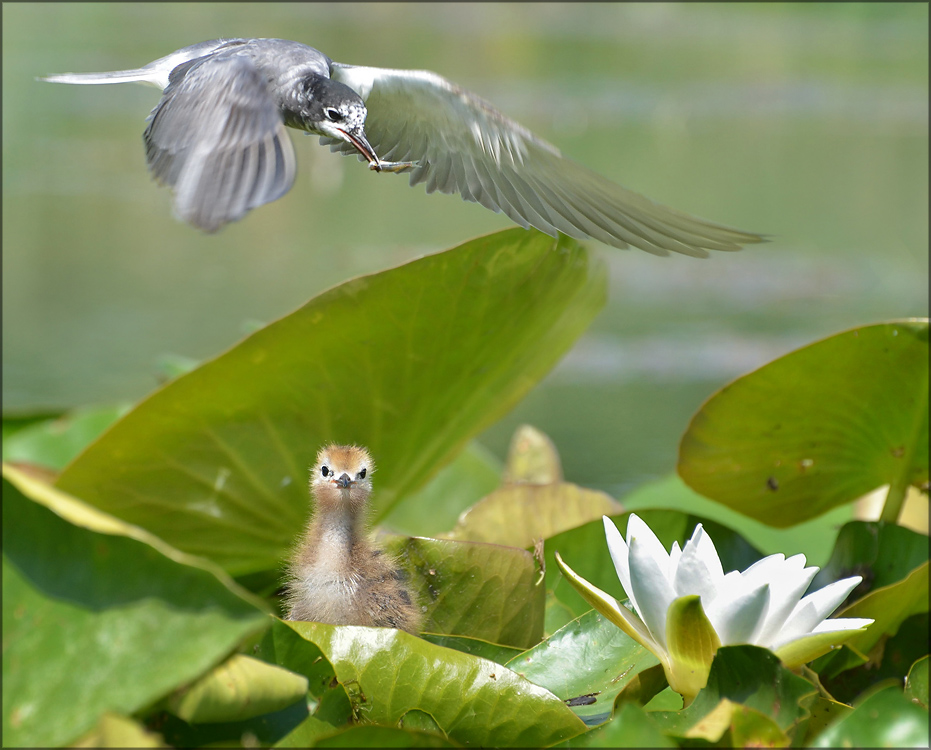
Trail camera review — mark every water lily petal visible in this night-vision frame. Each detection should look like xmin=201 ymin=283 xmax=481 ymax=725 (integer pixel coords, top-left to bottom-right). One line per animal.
xmin=772 ymin=576 xmax=862 ymax=650
xmin=752 ymin=558 xmax=818 ymax=646
xmin=705 ymin=580 xmax=771 ymax=645
xmin=665 ymin=595 xmax=722 ymax=699
xmin=603 ymin=516 xmax=635 ymax=608
xmin=673 ymin=524 xmax=723 ymax=602
xmin=774 ymin=618 xmax=873 ymax=668
xmin=554 ymin=550 xmax=661 ymax=656
xmin=626 ymin=514 xmax=672 ymax=572
xmin=809 ymin=617 xmax=875 ymax=634
xmin=628 ymin=533 xmax=678 ymax=648
xmin=669 ymin=541 xmax=682 ymax=580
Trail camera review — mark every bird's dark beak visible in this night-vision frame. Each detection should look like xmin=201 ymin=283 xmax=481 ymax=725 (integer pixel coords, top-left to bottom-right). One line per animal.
xmin=335 ymin=473 xmax=353 ymax=489
xmin=339 ymin=127 xmax=382 ymax=171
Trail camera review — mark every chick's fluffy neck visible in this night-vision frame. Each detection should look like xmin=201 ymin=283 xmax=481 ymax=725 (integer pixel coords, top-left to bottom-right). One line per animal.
xmin=307 ymin=486 xmax=369 ymax=568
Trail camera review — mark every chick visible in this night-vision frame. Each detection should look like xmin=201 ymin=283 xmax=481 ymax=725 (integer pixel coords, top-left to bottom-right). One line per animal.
xmin=284 ymin=444 xmax=421 ymax=633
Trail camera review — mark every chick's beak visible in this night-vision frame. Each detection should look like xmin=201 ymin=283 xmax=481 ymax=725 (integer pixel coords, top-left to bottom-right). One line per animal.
xmin=335 ymin=473 xmax=353 ymax=489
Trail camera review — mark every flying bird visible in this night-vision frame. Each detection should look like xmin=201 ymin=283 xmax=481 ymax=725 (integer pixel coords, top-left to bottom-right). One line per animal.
xmin=43 ymin=38 xmax=764 ymax=256
xmin=284 ymin=444 xmax=421 ymax=633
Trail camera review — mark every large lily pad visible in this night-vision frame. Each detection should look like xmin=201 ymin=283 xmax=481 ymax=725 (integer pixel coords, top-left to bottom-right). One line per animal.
xmin=809 ymin=683 xmax=929 ymax=748
xmin=263 ymin=619 xmax=587 ymax=747
xmin=384 ymin=535 xmax=546 ymax=648
xmin=1 ymin=465 xmax=270 ymax=748
xmin=55 ymin=229 xmax=606 ymax=575
xmin=679 ymin=320 xmax=929 ymax=526
xmin=810 ymin=520 xmax=929 ymax=594
xmin=447 ymin=483 xmax=622 ymax=549
xmin=506 ymin=610 xmax=659 ymax=726
xmin=905 ymin=655 xmax=929 ymax=710
xmin=167 ymin=654 xmax=308 ymax=724
xmin=836 ymin=561 xmax=929 ymax=656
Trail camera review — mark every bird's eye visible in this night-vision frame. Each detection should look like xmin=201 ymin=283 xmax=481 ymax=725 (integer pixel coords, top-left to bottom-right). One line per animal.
xmin=321 ymin=466 xmax=329 ymax=477
xmin=358 ymin=468 xmax=367 ymax=479
xmin=325 ymin=107 xmax=341 ymax=122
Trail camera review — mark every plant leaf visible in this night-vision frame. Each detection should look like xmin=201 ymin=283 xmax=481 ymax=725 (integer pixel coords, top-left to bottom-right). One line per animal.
xmin=168 ymin=654 xmax=308 ymax=724
xmin=505 ymin=610 xmax=659 ymax=726
xmin=836 ymin=560 xmax=929 ymax=656
xmin=502 ymin=424 xmax=564 ymax=484
xmin=811 ymin=520 xmax=930 ymax=594
xmin=420 ymin=633 xmax=523 ymax=664
xmin=905 ymin=655 xmax=929 ymax=710
xmin=2 ymin=404 xmax=128 ymax=472
xmin=71 ymin=713 xmax=167 ymax=748
xmin=265 ymin=619 xmax=587 ymax=747
xmin=446 ymin=483 xmax=622 ymax=549
xmin=555 ymin=702 xmax=675 ymax=748
xmin=308 ymin=725 xmax=457 ymax=747
xmin=679 ymin=320 xmax=929 ymax=526
xmin=55 ymin=229 xmax=606 ymax=575
xmin=1 ymin=465 xmax=269 ymax=748
xmin=383 ymin=535 xmax=546 ymax=648
xmin=809 ymin=683 xmax=929 ymax=748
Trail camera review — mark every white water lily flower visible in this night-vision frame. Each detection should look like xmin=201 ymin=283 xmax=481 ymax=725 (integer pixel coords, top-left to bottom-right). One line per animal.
xmin=555 ymin=514 xmax=873 ymax=701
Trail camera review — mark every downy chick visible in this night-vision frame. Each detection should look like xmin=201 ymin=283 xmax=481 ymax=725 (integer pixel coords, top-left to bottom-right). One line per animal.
xmin=284 ymin=444 xmax=421 ymax=633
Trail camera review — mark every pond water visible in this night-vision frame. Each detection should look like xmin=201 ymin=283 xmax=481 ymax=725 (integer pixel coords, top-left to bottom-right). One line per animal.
xmin=3 ymin=3 xmax=927 ymax=495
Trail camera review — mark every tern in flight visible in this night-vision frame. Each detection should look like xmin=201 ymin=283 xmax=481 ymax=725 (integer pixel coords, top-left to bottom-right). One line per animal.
xmin=43 ymin=37 xmax=764 ymax=256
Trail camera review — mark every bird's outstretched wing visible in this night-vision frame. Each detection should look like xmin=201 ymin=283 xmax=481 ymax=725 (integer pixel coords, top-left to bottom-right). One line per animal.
xmin=330 ymin=64 xmax=763 ymax=257
xmin=144 ymin=53 xmax=296 ymax=232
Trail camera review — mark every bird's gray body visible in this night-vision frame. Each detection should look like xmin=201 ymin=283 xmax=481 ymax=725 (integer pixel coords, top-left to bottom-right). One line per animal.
xmin=43 ymin=38 xmax=764 ymax=255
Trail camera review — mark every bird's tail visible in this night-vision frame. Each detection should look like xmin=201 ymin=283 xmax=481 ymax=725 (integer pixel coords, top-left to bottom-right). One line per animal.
xmin=40 ymin=68 xmax=165 ymax=88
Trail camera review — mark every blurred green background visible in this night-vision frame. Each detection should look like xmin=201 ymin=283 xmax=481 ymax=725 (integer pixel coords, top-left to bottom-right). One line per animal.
xmin=3 ymin=2 xmax=927 ymax=496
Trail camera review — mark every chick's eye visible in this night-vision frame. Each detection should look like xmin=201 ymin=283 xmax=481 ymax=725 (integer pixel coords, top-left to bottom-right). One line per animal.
xmin=321 ymin=466 xmax=329 ymax=477
xmin=325 ymin=107 xmax=341 ymax=122
xmin=358 ymin=468 xmax=367 ymax=479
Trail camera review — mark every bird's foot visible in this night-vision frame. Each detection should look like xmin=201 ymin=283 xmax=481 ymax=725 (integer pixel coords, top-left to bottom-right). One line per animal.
xmin=369 ymin=159 xmax=420 ymax=173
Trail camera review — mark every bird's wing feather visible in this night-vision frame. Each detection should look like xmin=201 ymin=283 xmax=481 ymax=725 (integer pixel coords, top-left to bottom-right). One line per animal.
xmin=330 ymin=64 xmax=763 ymax=256
xmin=144 ymin=53 xmax=296 ymax=232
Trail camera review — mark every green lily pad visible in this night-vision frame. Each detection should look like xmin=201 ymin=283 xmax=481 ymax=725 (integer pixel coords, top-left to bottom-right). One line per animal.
xmin=167 ymin=654 xmax=308 ymax=724
xmin=809 ymin=683 xmax=930 ymax=748
xmin=799 ymin=696 xmax=853 ymax=746
xmin=556 ymin=702 xmax=675 ymax=748
xmin=420 ymin=633 xmax=523 ymax=664
xmin=71 ymin=713 xmax=167 ymax=748
xmin=383 ymin=535 xmax=546 ymax=648
xmin=444 ymin=424 xmax=622 ymax=549
xmin=649 ymin=646 xmax=817 ymax=745
xmin=679 ymin=320 xmax=929 ymax=526
xmin=158 ymin=699 xmax=311 ymax=748
xmin=311 ymin=725 xmax=457 ymax=747
xmin=905 ymin=655 xmax=929 ymax=710
xmin=2 ymin=403 xmax=128 ymax=472
xmin=814 ymin=612 xmax=929 ymax=707
xmin=446 ymin=482 xmax=622 ymax=549
xmin=1 ymin=465 xmax=270 ymax=748
xmin=264 ymin=619 xmax=587 ymax=747
xmin=621 ymin=473 xmax=855 ymax=569
xmin=506 ymin=610 xmax=659 ymax=726
xmin=502 ymin=424 xmax=564 ymax=484
xmin=811 ymin=520 xmax=930 ymax=594
xmin=837 ymin=560 xmax=929 ymax=656
xmin=55 ymin=229 xmax=606 ymax=576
